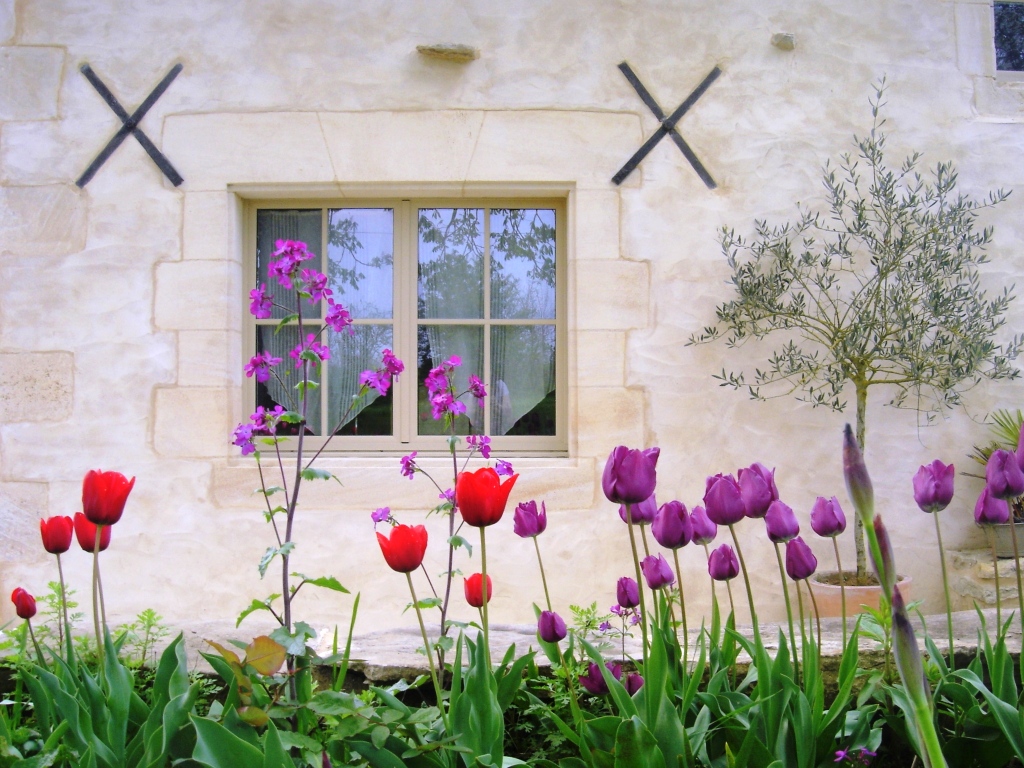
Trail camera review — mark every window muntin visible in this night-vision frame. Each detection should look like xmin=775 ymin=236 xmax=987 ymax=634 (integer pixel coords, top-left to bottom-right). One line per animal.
xmin=245 ymin=198 xmax=566 ymax=454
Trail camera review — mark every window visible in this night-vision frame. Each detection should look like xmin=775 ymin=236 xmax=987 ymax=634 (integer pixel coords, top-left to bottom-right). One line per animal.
xmin=244 ymin=197 xmax=567 ymax=454
xmin=995 ymin=2 xmax=1024 ymax=71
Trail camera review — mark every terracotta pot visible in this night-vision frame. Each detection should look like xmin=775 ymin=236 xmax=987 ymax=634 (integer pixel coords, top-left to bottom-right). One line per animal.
xmin=804 ymin=571 xmax=913 ymax=617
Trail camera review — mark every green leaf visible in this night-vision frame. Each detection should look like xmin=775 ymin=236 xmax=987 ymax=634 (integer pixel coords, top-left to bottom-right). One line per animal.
xmin=235 ymin=595 xmax=280 ymax=628
xmin=244 ymin=636 xmax=287 ymax=676
xmin=269 ymin=622 xmax=317 ymax=656
xmin=257 ymin=543 xmax=296 ymax=578
xmin=299 ymin=467 xmax=333 ymax=482
xmin=192 ymin=717 xmax=264 ymax=768
xmin=274 ymin=314 xmax=299 ymax=331
xmin=291 ymin=573 xmax=349 ymax=593
xmin=447 ymin=535 xmax=473 ymax=556
xmin=255 ymin=486 xmax=285 ymax=497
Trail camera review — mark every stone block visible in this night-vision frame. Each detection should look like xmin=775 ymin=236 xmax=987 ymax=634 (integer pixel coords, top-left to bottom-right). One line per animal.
xmin=0 ymin=482 xmax=49 ymax=561
xmin=0 ymin=185 xmax=87 ymax=258
xmin=178 ymin=330 xmax=238 ymax=387
xmin=163 ymin=113 xmax=334 ymax=191
xmin=155 ymin=260 xmax=238 ymax=330
xmin=573 ymin=189 xmax=621 ymax=261
xmin=576 ymin=387 xmax=645 ymax=454
xmin=0 ymin=46 xmax=63 ymax=120
xmin=956 ymin=2 xmax=992 ymax=78
xmin=575 ymin=260 xmax=649 ymax=330
xmin=184 ymin=192 xmax=232 ymax=261
xmin=0 ymin=1 xmax=13 ymax=44
xmin=153 ymin=387 xmax=231 ymax=458
xmin=576 ymin=331 xmax=625 ymax=387
xmin=0 ymin=352 xmax=73 ymax=422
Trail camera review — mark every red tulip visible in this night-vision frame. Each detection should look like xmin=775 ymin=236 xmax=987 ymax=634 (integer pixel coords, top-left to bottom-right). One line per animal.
xmin=74 ymin=512 xmax=111 ymax=552
xmin=40 ymin=515 xmax=74 ymax=554
xmin=455 ymin=467 xmax=519 ymax=527
xmin=10 ymin=587 xmax=36 ymax=620
xmin=464 ymin=573 xmax=492 ymax=608
xmin=82 ymin=469 xmax=135 ymax=526
xmin=376 ymin=524 xmax=428 ymax=573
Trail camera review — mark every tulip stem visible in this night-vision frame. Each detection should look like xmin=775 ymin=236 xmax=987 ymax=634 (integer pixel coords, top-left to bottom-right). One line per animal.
xmin=724 ymin=579 xmax=736 ymax=626
xmin=671 ymin=549 xmax=689 ymax=672
xmin=832 ymin=538 xmax=848 ymax=650
xmin=92 ymin=526 xmax=103 ymax=656
xmin=805 ymin=578 xmax=822 ymax=658
xmin=407 ymin=573 xmax=447 ymax=728
xmin=703 ymin=542 xmax=719 ymax=620
xmin=728 ymin=524 xmax=761 ymax=645
xmin=988 ymin=527 xmax=1002 ymax=632
xmin=932 ymin=512 xmax=956 ymax=671
xmin=773 ymin=543 xmax=800 ymax=686
xmin=55 ymin=553 xmax=69 ymax=649
xmin=796 ymin=580 xmax=809 ymax=676
xmin=1008 ymin=514 xmax=1024 ymax=642
xmin=26 ymin=621 xmax=45 ymax=668
xmin=640 ymin=525 xmax=651 ymax=558
xmin=624 ymin=505 xmax=650 ymax=664
xmin=480 ymin=527 xmax=491 ymax=665
xmin=534 ymin=537 xmax=552 ymax=612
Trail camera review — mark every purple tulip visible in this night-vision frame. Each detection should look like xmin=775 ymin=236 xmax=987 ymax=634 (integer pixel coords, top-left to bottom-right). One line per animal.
xmin=619 ymin=493 xmax=658 ymax=525
xmin=810 ymin=496 xmax=846 ymax=538
xmin=690 ymin=505 xmax=717 ymax=545
xmin=538 ymin=610 xmax=566 ymax=643
xmin=708 ymin=544 xmax=740 ymax=581
xmin=912 ymin=460 xmax=955 ymax=513
xmin=1016 ymin=421 xmax=1024 ymax=470
xmin=738 ymin=462 xmax=779 ymax=519
xmin=602 ymin=446 xmax=659 ymax=505
xmin=986 ymin=449 xmax=1024 ymax=501
xmin=513 ymin=500 xmax=547 ymax=538
xmin=785 ymin=536 xmax=817 ymax=580
xmin=891 ymin=585 xmax=931 ymax=704
xmin=616 ymin=576 xmax=640 ymax=609
xmin=579 ymin=662 xmax=621 ymax=695
xmin=764 ymin=500 xmax=800 ymax=543
xmin=703 ymin=474 xmax=746 ymax=526
xmin=652 ymin=500 xmax=692 ymax=549
xmin=975 ymin=486 xmax=1011 ymax=525
xmin=843 ymin=424 xmax=874 ymax=524
xmin=624 ymin=672 xmax=644 ymax=695
xmin=641 ymin=554 xmax=676 ymax=589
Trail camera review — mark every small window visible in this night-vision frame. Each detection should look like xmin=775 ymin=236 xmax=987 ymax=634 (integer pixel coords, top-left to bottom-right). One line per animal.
xmin=995 ymin=2 xmax=1024 ymax=71
xmin=245 ymin=198 xmax=567 ymax=455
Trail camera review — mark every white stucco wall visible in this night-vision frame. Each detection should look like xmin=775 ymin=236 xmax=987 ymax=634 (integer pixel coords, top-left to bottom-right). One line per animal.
xmin=1 ymin=0 xmax=1022 ymax=640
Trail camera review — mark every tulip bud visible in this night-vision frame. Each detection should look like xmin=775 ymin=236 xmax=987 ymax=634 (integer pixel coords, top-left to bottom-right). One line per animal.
xmin=602 ymin=446 xmax=659 ymax=505
xmin=986 ymin=449 xmax=1024 ymax=501
xmin=871 ymin=515 xmax=896 ymax=598
xmin=619 ymin=494 xmax=658 ymax=525
xmin=810 ymin=496 xmax=846 ymax=538
xmin=912 ymin=460 xmax=955 ymax=513
xmin=579 ymin=661 xmax=621 ymax=696
xmin=624 ymin=672 xmax=644 ymax=695
xmin=464 ymin=573 xmax=492 ymax=608
xmin=891 ymin=585 xmax=931 ymax=704
xmin=689 ymin=505 xmax=717 ymax=545
xmin=842 ymin=424 xmax=874 ymax=526
xmin=82 ymin=469 xmax=135 ymax=526
xmin=764 ymin=500 xmax=800 ymax=543
xmin=738 ymin=462 xmax=778 ymax=519
xmin=708 ymin=544 xmax=740 ymax=581
xmin=652 ymin=500 xmax=692 ymax=549
xmin=10 ymin=587 xmax=36 ymax=620
xmin=616 ymin=576 xmax=640 ymax=608
xmin=513 ymin=500 xmax=547 ymax=538
xmin=975 ymin=486 xmax=1011 ymax=526
xmin=784 ymin=536 xmax=817 ymax=580
xmin=376 ymin=523 xmax=428 ymax=573
xmin=703 ymin=474 xmax=746 ymax=526
xmin=538 ymin=610 xmax=567 ymax=643
xmin=74 ymin=512 xmax=111 ymax=552
xmin=641 ymin=554 xmax=676 ymax=590
xmin=40 ymin=515 xmax=74 ymax=554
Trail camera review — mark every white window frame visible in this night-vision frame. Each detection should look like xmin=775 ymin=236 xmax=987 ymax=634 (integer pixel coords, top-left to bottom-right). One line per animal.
xmin=242 ymin=193 xmax=568 ymax=456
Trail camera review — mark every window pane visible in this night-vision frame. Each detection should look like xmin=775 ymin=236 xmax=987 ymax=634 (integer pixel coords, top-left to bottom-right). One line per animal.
xmin=490 ymin=209 xmax=556 ymax=320
xmin=996 ymin=3 xmax=1024 ymax=71
xmin=417 ymin=325 xmax=484 ymax=435
xmin=328 ymin=325 xmax=393 ymax=436
xmin=491 ymin=325 xmax=556 ymax=436
xmin=256 ymin=210 xmax=322 ymax=320
xmin=418 ymin=208 xmax=484 ymax=319
xmin=256 ymin=325 xmax=322 ymax=435
xmin=327 ymin=209 xmax=394 ymax=319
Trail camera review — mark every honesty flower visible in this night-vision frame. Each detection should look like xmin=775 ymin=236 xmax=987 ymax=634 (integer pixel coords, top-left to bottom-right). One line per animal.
xmin=299 ymin=268 xmax=329 ymax=302
xmin=400 ymin=452 xmax=417 ymax=479
xmin=290 ymin=334 xmax=329 ymax=367
xmin=381 ymin=348 xmax=404 ymax=376
xmin=244 ymin=351 xmax=282 ymax=383
xmin=249 ymin=284 xmax=273 ymax=318
xmin=325 ymin=298 xmax=354 ymax=334
xmin=466 ymin=434 xmax=491 ymax=459
xmin=371 ymin=507 xmax=391 ymax=525
xmin=359 ymin=369 xmax=391 ymax=396
xmin=468 ymin=375 xmax=486 ymax=400
xmin=495 ymin=460 xmax=514 ymax=477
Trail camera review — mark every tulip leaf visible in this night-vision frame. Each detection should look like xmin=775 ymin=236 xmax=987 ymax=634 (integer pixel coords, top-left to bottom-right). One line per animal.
xmin=290 ymin=573 xmax=349 ymax=593
xmin=258 ymin=543 xmax=296 ymax=578
xmin=447 ymin=535 xmax=472 ymax=555
xmin=244 ymin=636 xmax=287 ymax=676
xmin=236 ymin=595 xmax=281 ymax=628
xmin=299 ymin=467 xmax=334 ymax=482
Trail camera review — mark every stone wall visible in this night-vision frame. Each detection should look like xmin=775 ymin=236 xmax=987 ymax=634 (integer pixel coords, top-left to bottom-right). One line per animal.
xmin=1 ymin=0 xmax=1022 ymax=639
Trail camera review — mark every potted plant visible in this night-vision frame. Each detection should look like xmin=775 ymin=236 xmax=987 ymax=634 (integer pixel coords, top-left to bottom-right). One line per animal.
xmin=969 ymin=408 xmax=1024 ymax=557
xmin=690 ymin=80 xmax=1022 ymax=590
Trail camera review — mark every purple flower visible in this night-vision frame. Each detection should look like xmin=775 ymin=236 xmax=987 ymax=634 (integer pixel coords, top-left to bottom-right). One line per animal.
xmin=371 ymin=507 xmax=390 ymax=524
xmin=538 ymin=610 xmax=566 ymax=643
xmin=785 ymin=536 xmax=817 ymax=580
xmin=290 ymin=334 xmax=329 ymax=367
xmin=975 ymin=486 xmax=1010 ymax=525
xmin=912 ymin=460 xmax=955 ymax=513
xmin=579 ymin=662 xmax=621 ymax=696
xmin=359 ymin=369 xmax=391 ymax=396
xmin=466 ymin=434 xmax=491 ymax=459
xmin=599 ymin=621 xmax=612 ymax=632
xmin=708 ymin=544 xmax=739 ymax=582
xmin=810 ymin=496 xmax=847 ymax=538
xmin=249 ymin=405 xmax=286 ymax=434
xmin=232 ymin=423 xmax=256 ymax=455
xmin=244 ymin=351 xmax=282 ymax=383
xmin=300 ymin=268 xmax=329 ymax=302
xmin=381 ymin=349 xmax=404 ymax=376
xmin=400 ymin=452 xmax=417 ymax=479
xmin=325 ymin=298 xmax=354 ymax=334
xmin=268 ymin=240 xmax=315 ymax=288
xmin=424 ymin=367 xmax=449 ymax=397
xmin=641 ymin=554 xmax=675 ymax=589
xmin=689 ymin=505 xmax=717 ymax=545
xmin=616 ymin=577 xmax=639 ymax=609
xmin=602 ymin=446 xmax=660 ymax=505
xmin=1017 ymin=421 xmax=1024 ymax=471
xmin=513 ymin=500 xmax=547 ymax=538
xmin=986 ymin=449 xmax=1024 ymax=500
xmin=618 ymin=493 xmax=658 ymax=525
xmin=738 ymin=462 xmax=779 ymax=519
xmin=703 ymin=474 xmax=746 ymax=526
xmin=439 ymin=488 xmax=455 ymax=505
xmin=249 ymin=284 xmax=273 ymax=318
xmin=495 ymin=460 xmax=514 ymax=477
xmin=624 ymin=672 xmax=644 ymax=696
xmin=765 ymin=500 xmax=800 ymax=543
xmin=468 ymin=375 xmax=486 ymax=400
xmin=652 ymin=500 xmax=692 ymax=549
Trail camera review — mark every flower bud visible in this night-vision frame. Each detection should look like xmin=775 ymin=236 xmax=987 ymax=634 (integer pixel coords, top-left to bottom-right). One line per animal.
xmin=640 ymin=554 xmax=675 ymax=590
xmin=538 ymin=610 xmax=566 ymax=643
xmin=912 ymin=460 xmax=955 ymax=513
xmin=74 ymin=512 xmax=111 ymax=552
xmin=624 ymin=672 xmax=644 ymax=695
xmin=842 ymin=424 xmax=874 ymax=526
xmin=871 ymin=515 xmax=895 ymax=598
xmin=784 ymin=536 xmax=817 ymax=580
xmin=619 ymin=494 xmax=658 ymax=525
xmin=602 ymin=446 xmax=659 ymax=505
xmin=513 ymin=500 xmax=547 ymax=538
xmin=464 ymin=573 xmax=492 ymax=608
xmin=764 ymin=500 xmax=800 ymax=543
xmin=708 ymin=544 xmax=740 ymax=582
xmin=579 ymin=662 xmax=621 ymax=696
xmin=652 ymin=500 xmax=692 ymax=549
xmin=891 ymin=585 xmax=931 ymax=704
xmin=616 ymin=576 xmax=640 ymax=609
xmin=689 ymin=505 xmax=717 ymax=545
xmin=986 ymin=449 xmax=1024 ymax=501
xmin=703 ymin=474 xmax=746 ymax=526
xmin=975 ymin=486 xmax=1011 ymax=526
xmin=810 ymin=496 xmax=846 ymax=538
xmin=738 ymin=462 xmax=778 ymax=519
xmin=40 ymin=515 xmax=74 ymax=554
xmin=10 ymin=587 xmax=36 ymax=620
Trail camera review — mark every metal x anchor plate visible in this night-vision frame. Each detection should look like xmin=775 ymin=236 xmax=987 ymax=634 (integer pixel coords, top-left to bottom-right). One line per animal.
xmin=612 ymin=62 xmax=721 ymax=188
xmin=76 ymin=63 xmax=184 ymax=187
